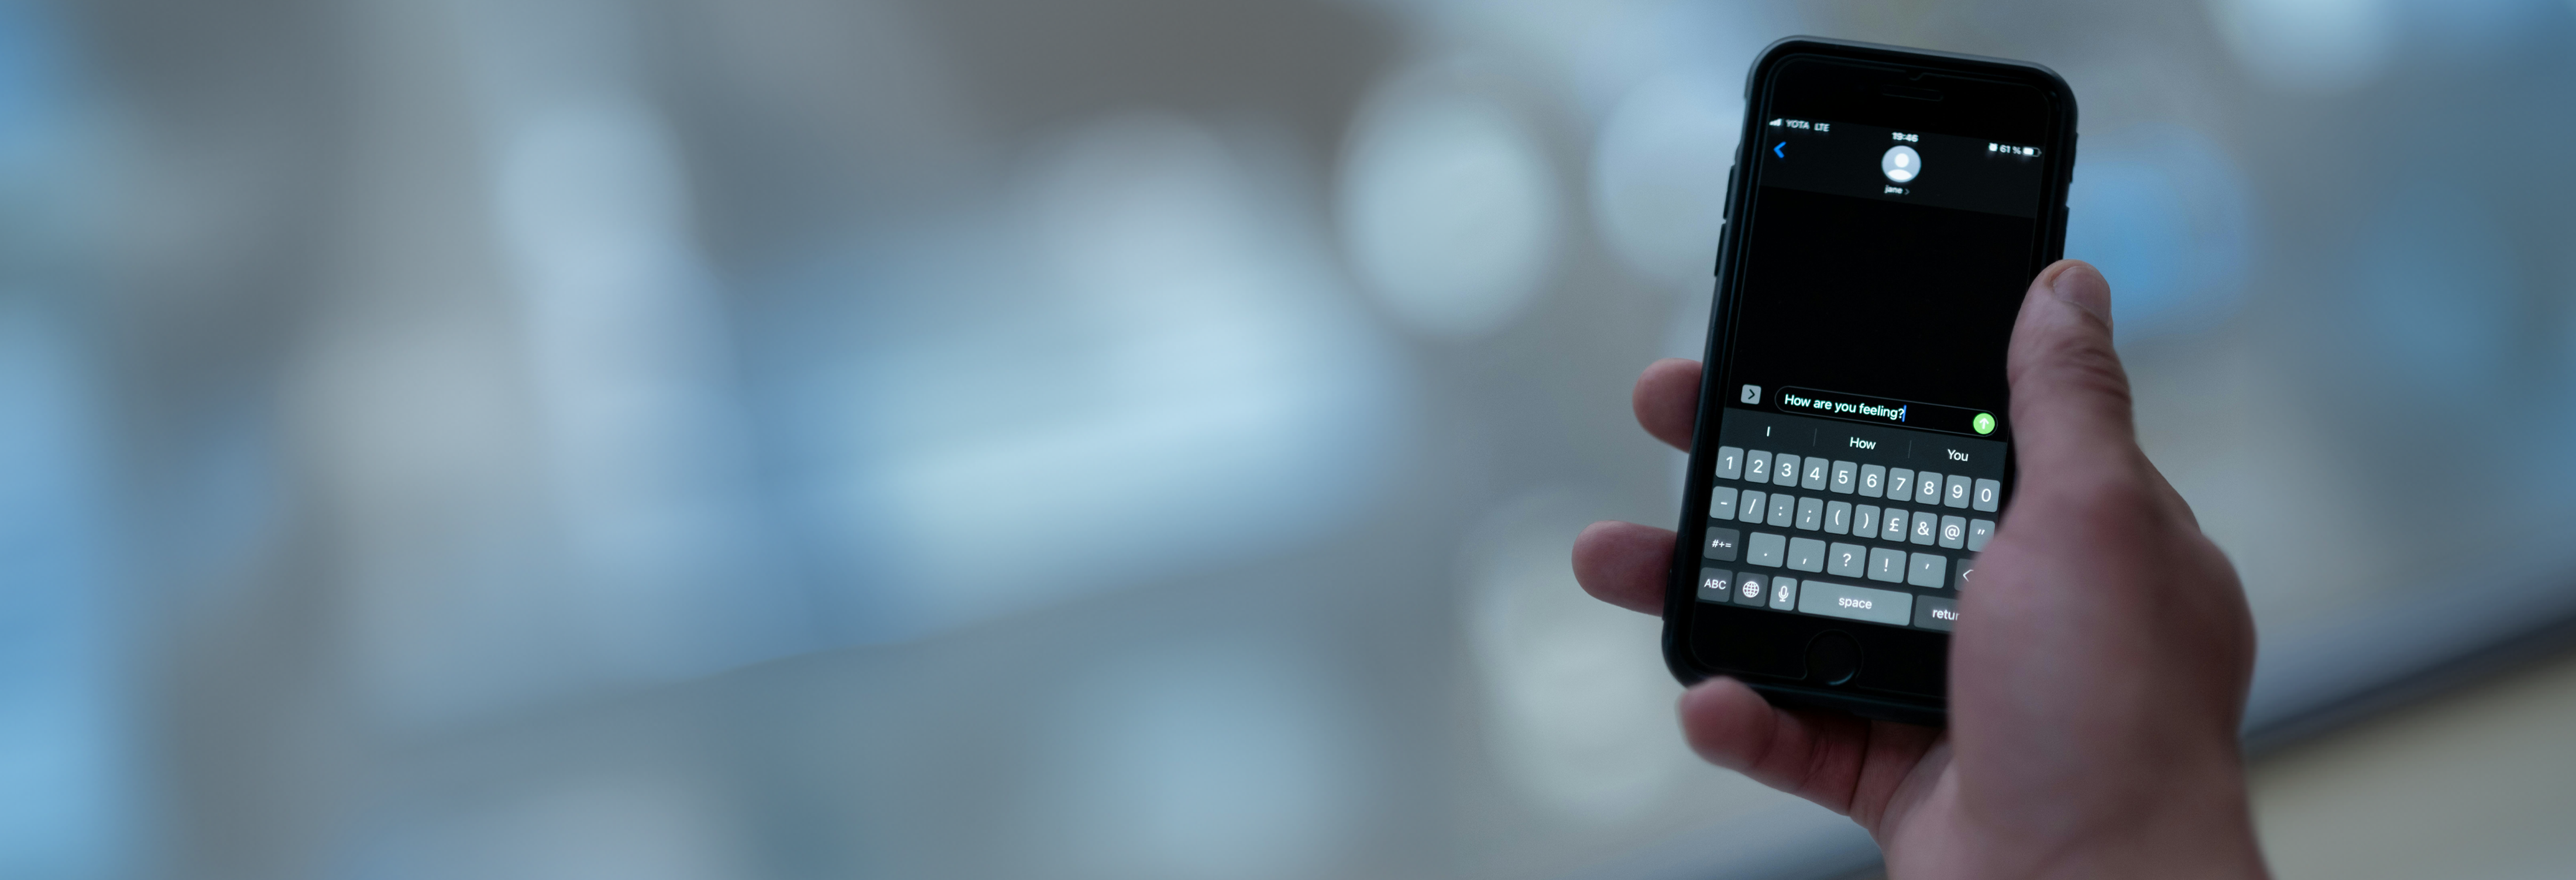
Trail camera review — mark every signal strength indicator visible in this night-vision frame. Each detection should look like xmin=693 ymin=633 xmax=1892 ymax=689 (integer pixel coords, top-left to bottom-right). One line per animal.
xmin=1768 ymin=119 xmax=1782 ymax=126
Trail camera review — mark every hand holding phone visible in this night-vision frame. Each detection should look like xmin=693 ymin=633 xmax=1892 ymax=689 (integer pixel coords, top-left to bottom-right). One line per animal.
xmin=1574 ymin=38 xmax=2268 ymax=876
xmin=1577 ymin=262 xmax=2266 ymax=878
xmin=1566 ymin=262 xmax=2256 ymax=880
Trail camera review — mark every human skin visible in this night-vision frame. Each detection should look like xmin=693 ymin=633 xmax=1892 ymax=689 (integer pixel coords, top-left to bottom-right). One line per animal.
xmin=1572 ymin=261 xmax=2271 ymax=879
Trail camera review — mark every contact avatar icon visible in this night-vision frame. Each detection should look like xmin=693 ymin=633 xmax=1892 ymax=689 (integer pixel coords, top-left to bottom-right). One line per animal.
xmin=1881 ymin=145 xmax=1921 ymax=183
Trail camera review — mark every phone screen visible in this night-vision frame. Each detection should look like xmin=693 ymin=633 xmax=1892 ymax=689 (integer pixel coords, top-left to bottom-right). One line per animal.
xmin=1697 ymin=115 xmax=2045 ymax=625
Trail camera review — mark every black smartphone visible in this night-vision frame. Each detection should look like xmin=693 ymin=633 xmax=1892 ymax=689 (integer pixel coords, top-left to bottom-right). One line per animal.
xmin=1662 ymin=38 xmax=2077 ymax=726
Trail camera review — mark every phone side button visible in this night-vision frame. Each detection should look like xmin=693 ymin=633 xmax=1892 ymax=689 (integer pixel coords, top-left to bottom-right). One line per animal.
xmin=1721 ymin=164 xmax=1737 ymax=221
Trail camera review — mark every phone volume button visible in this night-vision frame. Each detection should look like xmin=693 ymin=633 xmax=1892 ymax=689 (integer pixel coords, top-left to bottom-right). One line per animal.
xmin=1722 ymin=164 xmax=1737 ymax=220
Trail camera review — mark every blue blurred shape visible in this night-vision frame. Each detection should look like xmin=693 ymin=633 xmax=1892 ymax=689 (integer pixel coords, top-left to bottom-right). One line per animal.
xmin=2347 ymin=183 xmax=2520 ymax=397
xmin=494 ymin=96 xmax=808 ymax=680
xmin=0 ymin=1 xmax=130 ymax=874
xmin=761 ymin=115 xmax=1412 ymax=644
xmin=2207 ymin=0 xmax=2396 ymax=92
xmin=1591 ymin=70 xmax=1737 ymax=284
xmin=2064 ymin=125 xmax=2255 ymax=343
xmin=0 ymin=0 xmax=65 ymax=142
xmin=0 ymin=303 xmax=127 ymax=878
xmin=2401 ymin=0 xmax=2556 ymax=61
xmin=1024 ymin=638 xmax=1367 ymax=880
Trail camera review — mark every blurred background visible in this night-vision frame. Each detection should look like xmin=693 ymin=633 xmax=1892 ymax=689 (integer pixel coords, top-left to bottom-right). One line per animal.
xmin=6 ymin=0 xmax=2576 ymax=877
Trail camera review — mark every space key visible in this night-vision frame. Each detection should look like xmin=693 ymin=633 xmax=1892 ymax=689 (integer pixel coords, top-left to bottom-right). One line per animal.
xmin=1797 ymin=580 xmax=1914 ymax=626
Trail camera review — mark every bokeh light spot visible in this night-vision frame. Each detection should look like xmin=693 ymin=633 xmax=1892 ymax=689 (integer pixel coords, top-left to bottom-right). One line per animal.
xmin=1591 ymin=71 xmax=1737 ymax=284
xmin=1341 ymin=68 xmax=1561 ymax=338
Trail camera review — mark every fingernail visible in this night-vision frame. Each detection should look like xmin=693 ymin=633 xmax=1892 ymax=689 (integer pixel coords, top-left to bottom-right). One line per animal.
xmin=2051 ymin=261 xmax=2113 ymax=325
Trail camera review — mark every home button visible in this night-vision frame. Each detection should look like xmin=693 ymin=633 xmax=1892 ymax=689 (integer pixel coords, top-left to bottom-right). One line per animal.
xmin=1806 ymin=631 xmax=1863 ymax=686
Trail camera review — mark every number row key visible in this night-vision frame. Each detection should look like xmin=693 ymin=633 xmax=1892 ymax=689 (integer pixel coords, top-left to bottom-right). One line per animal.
xmin=1726 ymin=448 xmax=2005 ymax=511
xmin=1719 ymin=446 xmax=1878 ymax=495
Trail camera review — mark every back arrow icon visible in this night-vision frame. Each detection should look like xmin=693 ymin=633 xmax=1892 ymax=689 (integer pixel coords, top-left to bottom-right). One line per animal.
xmin=1774 ymin=142 xmax=1785 ymax=159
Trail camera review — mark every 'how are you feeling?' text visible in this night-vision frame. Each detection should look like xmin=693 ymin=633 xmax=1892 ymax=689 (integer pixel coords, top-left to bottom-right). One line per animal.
xmin=1769 ymin=386 xmax=1997 ymax=437
xmin=1779 ymin=390 xmax=1907 ymax=424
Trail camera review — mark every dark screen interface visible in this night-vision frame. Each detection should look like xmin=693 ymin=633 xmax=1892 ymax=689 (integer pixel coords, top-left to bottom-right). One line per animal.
xmin=1695 ymin=116 xmax=2046 ymax=633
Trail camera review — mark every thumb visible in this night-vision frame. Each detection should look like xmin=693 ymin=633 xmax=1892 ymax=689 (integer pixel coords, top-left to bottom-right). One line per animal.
xmin=2004 ymin=260 xmax=2142 ymax=483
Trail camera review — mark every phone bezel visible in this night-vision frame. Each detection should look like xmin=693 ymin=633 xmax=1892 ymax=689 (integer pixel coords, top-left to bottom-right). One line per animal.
xmin=1660 ymin=37 xmax=2080 ymax=727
